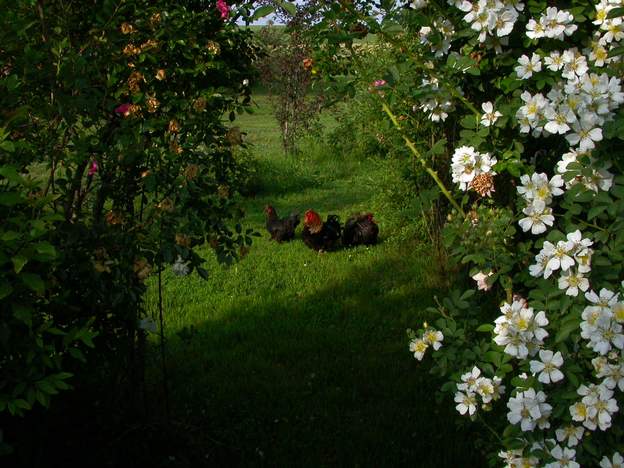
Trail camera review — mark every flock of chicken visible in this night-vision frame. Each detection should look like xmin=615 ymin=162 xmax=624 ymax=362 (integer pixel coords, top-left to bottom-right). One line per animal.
xmin=264 ymin=205 xmax=379 ymax=252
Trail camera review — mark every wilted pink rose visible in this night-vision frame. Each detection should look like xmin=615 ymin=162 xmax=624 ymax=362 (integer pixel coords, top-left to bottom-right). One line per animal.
xmin=217 ymin=0 xmax=229 ymax=19
xmin=115 ymin=103 xmax=131 ymax=115
xmin=373 ymin=79 xmax=386 ymax=87
xmin=88 ymin=160 xmax=98 ymax=176
xmin=471 ymin=271 xmax=493 ymax=291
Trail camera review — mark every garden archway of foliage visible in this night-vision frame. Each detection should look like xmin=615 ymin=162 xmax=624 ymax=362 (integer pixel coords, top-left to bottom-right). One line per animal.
xmin=307 ymin=0 xmax=624 ymax=466
xmin=0 ymin=0 xmax=261 ymax=453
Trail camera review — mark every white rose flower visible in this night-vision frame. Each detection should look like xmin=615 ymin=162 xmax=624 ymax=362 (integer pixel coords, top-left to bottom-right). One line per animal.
xmin=515 ymin=53 xmax=542 ymax=79
xmin=530 ymin=349 xmax=565 ymax=383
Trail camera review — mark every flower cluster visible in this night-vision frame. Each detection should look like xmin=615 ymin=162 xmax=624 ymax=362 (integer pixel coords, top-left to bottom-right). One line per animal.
xmin=516 ymin=64 xmax=623 ymax=146
xmin=451 ymin=146 xmax=496 ymax=192
xmin=529 ymin=230 xmax=594 ymax=297
xmin=525 ymin=7 xmax=577 ymax=41
xmin=593 ymin=353 xmax=624 ymax=391
xmin=507 ymin=387 xmax=551 ymax=431
xmin=594 ymin=1 xmax=624 ymax=65
xmin=556 ymin=149 xmax=614 ymax=193
xmin=409 ymin=326 xmax=444 ymax=361
xmin=581 ymin=288 xmax=624 ymax=355
xmin=398 ymin=0 xmax=624 ymax=463
xmin=493 ymin=299 xmax=548 ymax=359
xmin=517 ymin=172 xmax=563 ymax=235
xmin=418 ymin=18 xmax=455 ymax=58
xmin=569 ymin=382 xmax=619 ymax=431
xmin=450 ymin=0 xmax=523 ymax=47
xmin=454 ymin=366 xmax=505 ymax=416
xmin=418 ymin=95 xmax=455 ymax=122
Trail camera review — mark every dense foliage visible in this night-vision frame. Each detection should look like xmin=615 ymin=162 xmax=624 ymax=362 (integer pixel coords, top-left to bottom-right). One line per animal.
xmin=309 ymin=0 xmax=624 ymax=465
xmin=0 ymin=0 xmax=258 ymax=451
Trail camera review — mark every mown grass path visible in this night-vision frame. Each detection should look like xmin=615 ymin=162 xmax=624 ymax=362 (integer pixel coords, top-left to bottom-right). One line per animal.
xmin=146 ymin=97 xmax=484 ymax=467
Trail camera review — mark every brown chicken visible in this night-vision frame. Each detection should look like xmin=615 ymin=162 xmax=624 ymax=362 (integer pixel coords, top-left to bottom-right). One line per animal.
xmin=264 ymin=205 xmax=300 ymax=242
xmin=301 ymin=209 xmax=342 ymax=252
xmin=342 ymin=213 xmax=379 ymax=247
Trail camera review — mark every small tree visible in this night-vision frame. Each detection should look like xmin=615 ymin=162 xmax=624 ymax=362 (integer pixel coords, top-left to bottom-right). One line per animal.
xmin=256 ymin=24 xmax=321 ymax=154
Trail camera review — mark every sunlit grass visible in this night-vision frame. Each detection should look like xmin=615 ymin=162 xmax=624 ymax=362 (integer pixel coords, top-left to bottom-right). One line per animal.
xmin=145 ymin=94 xmax=485 ymax=466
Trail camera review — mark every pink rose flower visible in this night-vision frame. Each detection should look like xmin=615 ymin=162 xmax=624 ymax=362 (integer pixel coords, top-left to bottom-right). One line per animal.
xmin=217 ymin=0 xmax=229 ymax=20
xmin=88 ymin=160 xmax=99 ymax=176
xmin=373 ymin=79 xmax=386 ymax=87
xmin=115 ymin=103 xmax=131 ymax=115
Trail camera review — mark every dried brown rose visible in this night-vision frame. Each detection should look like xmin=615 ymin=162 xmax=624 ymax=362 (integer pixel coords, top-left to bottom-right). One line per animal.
xmin=470 ymin=173 xmax=495 ymax=198
xmin=120 ymin=22 xmax=136 ymax=35
xmin=168 ymin=119 xmax=181 ymax=133
xmin=146 ymin=95 xmax=160 ymax=113
xmin=184 ymin=164 xmax=200 ymax=180
xmin=123 ymin=44 xmax=141 ymax=56
xmin=127 ymin=71 xmax=145 ymax=94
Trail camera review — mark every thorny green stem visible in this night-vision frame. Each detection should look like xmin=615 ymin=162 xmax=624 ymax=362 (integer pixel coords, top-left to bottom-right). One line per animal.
xmin=433 ymin=295 xmax=455 ymax=321
xmin=572 ymin=216 xmax=609 ymax=234
xmin=381 ymin=102 xmax=466 ymax=217
xmin=449 ymin=87 xmax=481 ymax=118
xmin=478 ymin=413 xmax=504 ymax=445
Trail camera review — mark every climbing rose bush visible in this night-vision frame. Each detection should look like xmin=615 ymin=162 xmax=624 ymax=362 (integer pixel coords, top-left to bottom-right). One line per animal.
xmin=309 ymin=0 xmax=624 ymax=464
xmin=0 ymin=0 xmax=258 ymax=433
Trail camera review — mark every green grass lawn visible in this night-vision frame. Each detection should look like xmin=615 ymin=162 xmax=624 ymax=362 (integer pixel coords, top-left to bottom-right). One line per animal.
xmin=145 ymin=96 xmax=485 ymax=467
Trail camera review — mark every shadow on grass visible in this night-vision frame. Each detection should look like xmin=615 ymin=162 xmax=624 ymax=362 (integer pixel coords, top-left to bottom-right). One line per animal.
xmin=160 ymin=255 xmax=486 ymax=467
xmin=3 ymin=248 xmax=482 ymax=468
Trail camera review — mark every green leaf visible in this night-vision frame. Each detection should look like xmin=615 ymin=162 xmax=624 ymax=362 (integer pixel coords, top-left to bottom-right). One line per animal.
xmin=35 ymin=390 xmax=49 ymax=407
xmin=587 ymin=205 xmax=607 ymax=220
xmin=279 ymin=0 xmax=297 ymax=16
xmin=36 ymin=380 xmax=58 ymax=395
xmin=460 ymin=289 xmax=476 ymax=300
xmin=21 ymin=273 xmax=45 ymax=294
xmin=608 ymin=46 xmax=624 ymax=58
xmin=476 ymin=324 xmax=494 ymax=333
xmin=0 ymin=140 xmax=15 ymax=153
xmin=68 ymin=347 xmax=86 ymax=362
xmin=484 ymin=350 xmax=500 ymax=365
xmin=0 ymin=282 xmax=13 ymax=300
xmin=0 ymin=192 xmax=23 ymax=206
xmin=427 ymin=138 xmax=447 ymax=156
xmin=13 ymin=399 xmax=31 ymax=410
xmin=252 ymin=5 xmax=274 ymax=20
xmin=381 ymin=22 xmax=403 ymax=35
xmin=12 ymin=255 xmax=28 ymax=274
xmin=12 ymin=305 xmax=32 ymax=327
xmin=555 ymin=318 xmax=580 ymax=343
xmin=607 ymin=7 xmax=624 ymax=18
xmin=1 ymin=230 xmax=20 ymax=242
xmin=460 ymin=114 xmax=477 ymax=129
xmin=34 ymin=242 xmax=57 ymax=258
xmin=54 ymin=372 xmax=73 ymax=380
xmin=0 ymin=166 xmax=23 ymax=183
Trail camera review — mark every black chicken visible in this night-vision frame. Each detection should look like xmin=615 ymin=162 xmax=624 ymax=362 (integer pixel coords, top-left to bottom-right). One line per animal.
xmin=342 ymin=213 xmax=379 ymax=247
xmin=264 ymin=205 xmax=300 ymax=242
xmin=301 ymin=209 xmax=342 ymax=252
